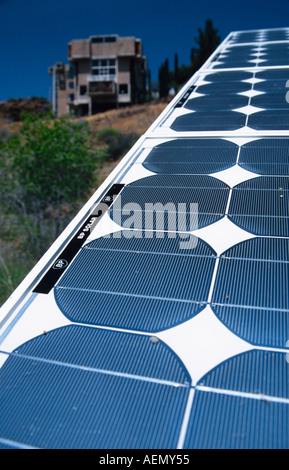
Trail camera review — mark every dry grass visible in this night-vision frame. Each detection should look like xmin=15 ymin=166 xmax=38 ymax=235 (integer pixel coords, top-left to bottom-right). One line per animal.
xmin=84 ymin=100 xmax=169 ymax=135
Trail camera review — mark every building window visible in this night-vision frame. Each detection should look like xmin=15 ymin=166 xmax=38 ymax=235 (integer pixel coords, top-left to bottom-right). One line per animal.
xmin=135 ymin=40 xmax=141 ymax=55
xmin=80 ymin=85 xmax=87 ymax=95
xmin=88 ymin=81 xmax=114 ymax=93
xmin=91 ymin=58 xmax=116 ymax=78
xmin=67 ymin=65 xmax=75 ymax=79
xmin=104 ymin=36 xmax=116 ymax=43
xmin=91 ymin=37 xmax=103 ymax=43
xmin=69 ymin=81 xmax=74 ymax=89
xmin=91 ymin=36 xmax=117 ymax=43
xmin=68 ymin=94 xmax=74 ymax=101
xmin=119 ymin=84 xmax=128 ymax=94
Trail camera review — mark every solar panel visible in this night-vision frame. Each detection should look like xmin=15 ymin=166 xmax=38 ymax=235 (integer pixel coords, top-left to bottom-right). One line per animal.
xmin=1 ymin=27 xmax=289 ymax=449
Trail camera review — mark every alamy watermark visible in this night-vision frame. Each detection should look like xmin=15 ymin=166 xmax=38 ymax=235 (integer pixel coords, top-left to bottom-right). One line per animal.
xmin=101 ymin=194 xmax=199 ymax=249
xmin=286 ymin=80 xmax=289 ymax=103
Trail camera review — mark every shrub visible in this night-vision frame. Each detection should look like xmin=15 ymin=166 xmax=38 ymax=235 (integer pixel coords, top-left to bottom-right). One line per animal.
xmin=96 ymin=127 xmax=138 ymax=161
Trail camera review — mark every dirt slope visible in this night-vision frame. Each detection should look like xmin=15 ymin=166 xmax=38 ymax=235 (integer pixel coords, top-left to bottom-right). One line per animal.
xmin=84 ymin=99 xmax=169 ymax=135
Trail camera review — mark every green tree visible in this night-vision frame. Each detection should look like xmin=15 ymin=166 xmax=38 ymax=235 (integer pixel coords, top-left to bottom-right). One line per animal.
xmin=174 ymin=53 xmax=179 ymax=85
xmin=158 ymin=58 xmax=170 ymax=98
xmin=147 ymin=69 xmax=152 ymax=100
xmin=157 ymin=19 xmax=220 ymax=94
xmin=191 ymin=19 xmax=221 ymax=73
xmin=96 ymin=127 xmax=138 ymax=161
xmin=0 ymin=112 xmax=104 ymax=256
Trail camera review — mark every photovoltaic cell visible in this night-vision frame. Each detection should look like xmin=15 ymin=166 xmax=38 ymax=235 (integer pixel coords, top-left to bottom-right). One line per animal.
xmin=196 ymin=71 xmax=253 ymax=94
xmin=195 ymin=81 xmax=251 ymax=94
xmin=55 ymin=231 xmax=216 ymax=331
xmin=199 ymin=349 xmax=289 ymax=397
xmin=109 ymin=174 xmax=230 ymax=230
xmin=184 ymin=390 xmax=289 ymax=449
xmin=251 ymin=92 xmax=288 ymax=109
xmin=170 ymin=110 xmax=246 ymax=132
xmin=239 ymin=138 xmax=289 ymax=175
xmin=228 ymin=176 xmax=289 ymax=236
xmin=260 ymin=44 xmax=289 ymax=65
xmin=211 ymin=237 xmax=289 ymax=347
xmin=248 ymin=110 xmax=289 ymax=130
xmin=257 ymin=69 xmax=289 ymax=81
xmin=184 ymin=94 xmax=248 ymax=111
xmin=253 ymin=69 xmax=289 ymax=96
xmin=202 ymin=71 xmax=253 ymax=82
xmin=0 ymin=326 xmax=190 ymax=448
xmin=184 ymin=349 xmax=289 ymax=448
xmin=231 ymin=29 xmax=289 ymax=44
xmin=142 ymin=138 xmax=239 ymax=174
xmin=212 ymin=45 xmax=264 ymax=68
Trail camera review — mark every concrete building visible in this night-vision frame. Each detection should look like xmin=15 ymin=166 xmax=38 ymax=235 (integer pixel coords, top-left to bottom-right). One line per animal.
xmin=49 ymin=34 xmax=147 ymax=117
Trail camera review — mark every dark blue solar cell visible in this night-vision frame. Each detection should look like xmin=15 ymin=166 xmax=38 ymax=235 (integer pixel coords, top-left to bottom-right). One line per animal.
xmin=55 ymin=230 xmax=216 ymax=331
xmin=216 ymin=255 xmax=289 ymax=308
xmin=256 ymin=69 xmax=289 ymax=81
xmin=0 ymin=326 xmax=190 ymax=448
xmin=212 ymin=305 xmax=289 ymax=349
xmin=195 ymin=81 xmax=250 ymax=94
xmin=239 ymin=138 xmax=289 ymax=175
xmin=230 ymin=31 xmax=261 ymax=43
xmin=255 ymin=70 xmax=289 ymax=95
xmin=265 ymin=30 xmax=289 ymax=41
xmin=255 ymin=80 xmax=288 ymax=93
xmin=196 ymin=71 xmax=252 ymax=94
xmin=185 ymin=94 xmax=248 ymax=111
xmin=212 ymin=46 xmax=260 ymax=68
xmin=170 ymin=111 xmax=246 ymax=131
xmin=202 ymin=71 xmax=253 ymax=82
xmin=264 ymin=50 xmax=289 ymax=58
xmin=219 ymin=235 xmax=289 ymax=261
xmin=142 ymin=138 xmax=239 ymax=174
xmin=261 ymin=44 xmax=289 ymax=66
xmin=198 ymin=349 xmax=289 ymax=398
xmin=213 ymin=250 xmax=289 ymax=310
xmin=109 ymin=175 xmax=230 ymax=230
xmin=184 ymin=390 xmax=289 ymax=448
xmin=11 ymin=325 xmax=191 ymax=384
xmin=55 ymin=288 xmax=206 ymax=332
xmin=222 ymin=46 xmax=255 ymax=57
xmin=228 ymin=176 xmax=289 ymax=236
xmin=248 ymin=110 xmax=289 ymax=131
xmin=262 ymin=47 xmax=289 ymax=57
xmin=213 ymin=59 xmax=260 ymax=68
xmin=263 ymin=56 xmax=289 ymax=66
xmin=184 ymin=347 xmax=289 ymax=447
xmin=211 ymin=237 xmax=289 ymax=348
xmin=251 ymin=92 xmax=289 ymax=109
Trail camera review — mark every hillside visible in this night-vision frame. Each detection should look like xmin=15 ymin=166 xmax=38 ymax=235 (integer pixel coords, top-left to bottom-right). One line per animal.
xmin=84 ymin=99 xmax=168 ymax=135
xmin=0 ymin=97 xmax=51 ymax=127
xmin=0 ymin=98 xmax=169 ymax=306
xmin=0 ymin=98 xmax=169 ymax=190
xmin=0 ymin=97 xmax=169 ymax=137
xmin=84 ymin=99 xmax=169 ymax=184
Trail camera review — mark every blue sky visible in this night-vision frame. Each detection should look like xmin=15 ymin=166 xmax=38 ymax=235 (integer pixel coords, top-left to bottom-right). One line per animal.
xmin=0 ymin=0 xmax=289 ymax=101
